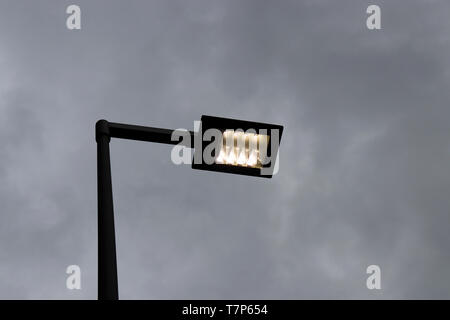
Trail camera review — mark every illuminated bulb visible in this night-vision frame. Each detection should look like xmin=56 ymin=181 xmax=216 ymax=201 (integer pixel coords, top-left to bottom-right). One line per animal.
xmin=215 ymin=147 xmax=226 ymax=164
xmin=223 ymin=130 xmax=234 ymax=144
xmin=225 ymin=146 xmax=236 ymax=164
xmin=236 ymin=148 xmax=247 ymax=165
xmin=258 ymin=134 xmax=269 ymax=165
xmin=247 ymin=149 xmax=258 ymax=167
xmin=249 ymin=134 xmax=258 ymax=150
xmin=234 ymin=131 xmax=245 ymax=145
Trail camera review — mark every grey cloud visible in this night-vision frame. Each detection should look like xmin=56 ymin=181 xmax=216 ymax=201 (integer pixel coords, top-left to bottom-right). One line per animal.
xmin=0 ymin=0 xmax=449 ymax=299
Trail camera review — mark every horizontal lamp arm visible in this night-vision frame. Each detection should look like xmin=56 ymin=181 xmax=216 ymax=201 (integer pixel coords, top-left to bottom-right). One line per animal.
xmin=96 ymin=120 xmax=195 ymax=147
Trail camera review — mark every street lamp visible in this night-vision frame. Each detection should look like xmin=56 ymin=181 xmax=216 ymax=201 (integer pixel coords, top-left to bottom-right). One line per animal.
xmin=96 ymin=116 xmax=283 ymax=300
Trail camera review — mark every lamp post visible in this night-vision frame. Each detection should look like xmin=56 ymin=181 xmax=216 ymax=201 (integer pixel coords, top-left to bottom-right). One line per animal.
xmin=95 ymin=116 xmax=283 ymax=300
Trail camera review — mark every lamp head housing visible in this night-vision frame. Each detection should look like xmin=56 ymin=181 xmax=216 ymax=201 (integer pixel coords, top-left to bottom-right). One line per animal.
xmin=192 ymin=115 xmax=283 ymax=178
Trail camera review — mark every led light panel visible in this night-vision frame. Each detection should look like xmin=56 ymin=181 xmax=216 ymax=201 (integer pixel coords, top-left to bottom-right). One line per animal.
xmin=192 ymin=115 xmax=283 ymax=178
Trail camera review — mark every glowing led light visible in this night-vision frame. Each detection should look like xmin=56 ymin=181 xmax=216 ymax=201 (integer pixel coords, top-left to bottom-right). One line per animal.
xmin=215 ymin=148 xmax=226 ymax=164
xmin=247 ymin=149 xmax=258 ymax=167
xmin=236 ymin=148 xmax=247 ymax=165
xmin=225 ymin=146 xmax=236 ymax=164
xmin=213 ymin=129 xmax=270 ymax=169
xmin=258 ymin=134 xmax=269 ymax=165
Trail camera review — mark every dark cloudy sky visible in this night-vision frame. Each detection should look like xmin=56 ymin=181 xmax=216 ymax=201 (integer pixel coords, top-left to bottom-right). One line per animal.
xmin=0 ymin=0 xmax=449 ymax=299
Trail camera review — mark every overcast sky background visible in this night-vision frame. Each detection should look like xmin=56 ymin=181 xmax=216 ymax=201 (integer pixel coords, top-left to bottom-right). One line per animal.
xmin=0 ymin=0 xmax=449 ymax=299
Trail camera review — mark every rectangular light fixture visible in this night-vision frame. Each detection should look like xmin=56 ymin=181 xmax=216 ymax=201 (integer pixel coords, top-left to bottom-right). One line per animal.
xmin=192 ymin=115 xmax=284 ymax=178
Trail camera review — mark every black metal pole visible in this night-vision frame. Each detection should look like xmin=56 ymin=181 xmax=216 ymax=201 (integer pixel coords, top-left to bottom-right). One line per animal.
xmin=95 ymin=119 xmax=194 ymax=300
xmin=96 ymin=120 xmax=118 ymax=300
